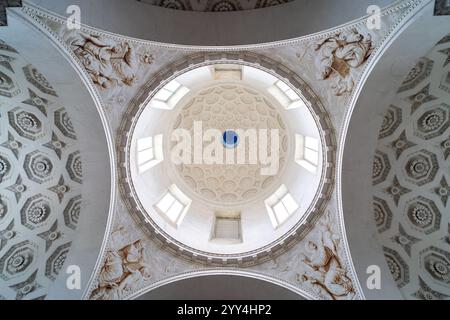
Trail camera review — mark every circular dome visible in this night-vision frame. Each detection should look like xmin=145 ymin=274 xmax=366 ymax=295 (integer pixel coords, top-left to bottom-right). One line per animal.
xmin=118 ymin=53 xmax=335 ymax=266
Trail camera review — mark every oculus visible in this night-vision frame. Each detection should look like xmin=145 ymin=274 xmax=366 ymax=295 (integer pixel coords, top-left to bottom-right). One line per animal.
xmin=222 ymin=130 xmax=239 ymax=149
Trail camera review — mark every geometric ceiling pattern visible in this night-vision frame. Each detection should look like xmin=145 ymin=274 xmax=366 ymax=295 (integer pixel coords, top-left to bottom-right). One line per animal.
xmin=0 ymin=40 xmax=83 ymax=300
xmin=434 ymin=0 xmax=450 ymax=16
xmin=139 ymin=0 xmax=292 ymax=12
xmin=372 ymin=33 xmax=450 ymax=300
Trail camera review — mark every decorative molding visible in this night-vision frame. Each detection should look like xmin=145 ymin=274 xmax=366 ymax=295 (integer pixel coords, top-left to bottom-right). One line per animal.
xmin=20 ymin=0 xmax=421 ymax=52
xmin=64 ymin=32 xmax=154 ymax=90
xmin=170 ymin=83 xmax=289 ymax=205
xmin=296 ymin=211 xmax=357 ymax=300
xmin=89 ymin=234 xmax=153 ymax=300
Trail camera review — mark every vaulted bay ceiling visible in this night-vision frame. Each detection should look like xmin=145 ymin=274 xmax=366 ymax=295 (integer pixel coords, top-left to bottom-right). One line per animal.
xmin=138 ymin=0 xmax=294 ymax=12
xmin=0 ymin=41 xmax=83 ymax=300
xmin=371 ymin=34 xmax=450 ymax=299
xmin=341 ymin=1 xmax=450 ymax=301
xmin=0 ymin=12 xmax=112 ymax=300
xmin=25 ymin=0 xmax=396 ymax=46
xmin=0 ymin=0 xmax=448 ymax=301
xmin=136 ymin=274 xmax=305 ymax=300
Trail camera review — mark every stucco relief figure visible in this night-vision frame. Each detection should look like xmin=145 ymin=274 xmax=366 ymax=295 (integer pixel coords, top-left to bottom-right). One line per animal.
xmin=66 ymin=32 xmax=153 ymax=89
xmin=314 ymin=28 xmax=373 ymax=96
xmin=298 ymin=213 xmax=355 ymax=300
xmin=90 ymin=239 xmax=152 ymax=300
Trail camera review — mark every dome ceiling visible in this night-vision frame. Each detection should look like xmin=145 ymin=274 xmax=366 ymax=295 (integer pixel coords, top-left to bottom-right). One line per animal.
xmin=123 ymin=59 xmax=334 ymax=263
xmin=372 ymin=34 xmax=450 ymax=299
xmin=139 ymin=0 xmax=293 ymax=12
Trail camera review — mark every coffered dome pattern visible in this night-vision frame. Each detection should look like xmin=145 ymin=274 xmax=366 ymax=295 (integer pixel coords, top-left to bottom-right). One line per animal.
xmin=372 ymin=34 xmax=450 ymax=300
xmin=0 ymin=41 xmax=83 ymax=300
xmin=171 ymin=84 xmax=289 ymax=205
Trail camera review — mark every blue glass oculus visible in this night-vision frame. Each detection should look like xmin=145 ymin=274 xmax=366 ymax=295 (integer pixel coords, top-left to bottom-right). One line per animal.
xmin=222 ymin=130 xmax=239 ymax=148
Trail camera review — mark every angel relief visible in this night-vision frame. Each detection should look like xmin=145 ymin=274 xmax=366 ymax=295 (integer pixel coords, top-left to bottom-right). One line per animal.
xmin=90 ymin=238 xmax=152 ymax=300
xmin=297 ymin=212 xmax=356 ymax=300
xmin=65 ymin=32 xmax=154 ymax=89
xmin=314 ymin=28 xmax=374 ymax=96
